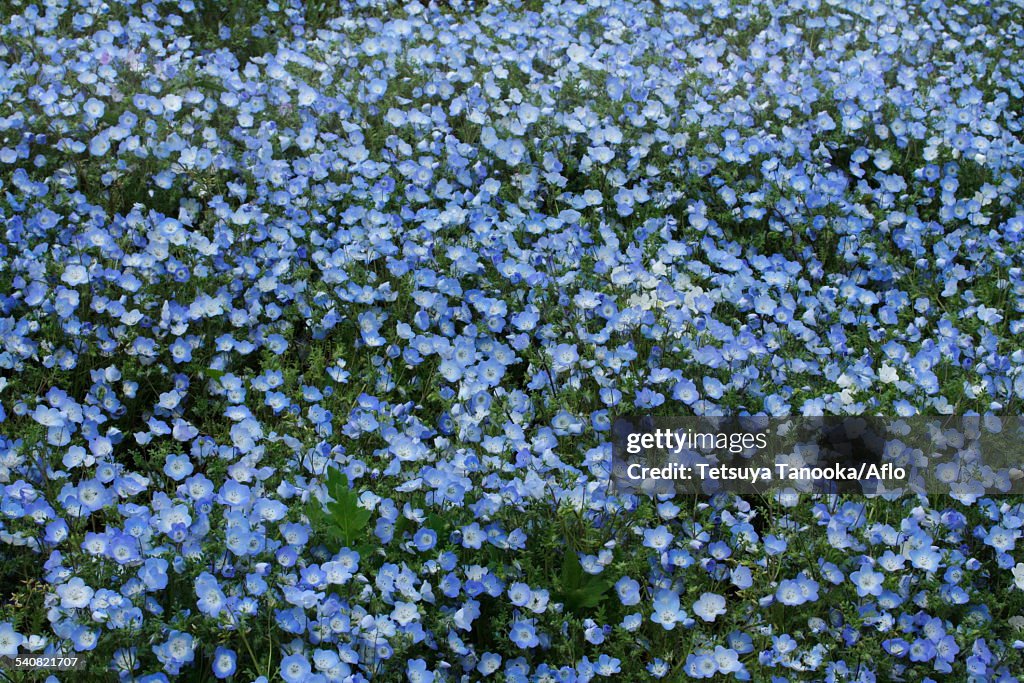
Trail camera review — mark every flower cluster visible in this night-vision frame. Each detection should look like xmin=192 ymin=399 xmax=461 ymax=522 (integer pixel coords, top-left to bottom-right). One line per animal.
xmin=1 ymin=0 xmax=1024 ymax=680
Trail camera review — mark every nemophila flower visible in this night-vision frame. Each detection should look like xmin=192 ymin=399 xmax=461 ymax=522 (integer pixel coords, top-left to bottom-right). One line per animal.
xmin=3 ymin=0 xmax=1024 ymax=677
xmin=163 ymin=454 xmax=193 ymax=481
xmin=195 ymin=572 xmax=227 ymax=617
xmin=713 ymin=645 xmax=743 ymax=675
xmin=526 ymin=588 xmax=550 ymax=614
xmin=775 ymin=579 xmax=802 ymax=606
xmin=643 ymin=525 xmax=674 ymax=551
xmin=618 ymin=612 xmax=642 ymax=632
xmin=593 ymin=654 xmax=621 ymax=676
xmin=218 ymin=480 xmax=251 ymax=507
xmin=57 ymin=576 xmax=94 ymax=609
xmin=647 ymin=658 xmax=670 ymax=678
xmin=851 ymin=565 xmax=884 ymax=598
xmin=509 ymin=620 xmax=540 ymax=649
xmin=579 ymin=618 xmax=605 ymax=646
xmin=878 ymin=550 xmax=905 ymax=573
xmin=71 ymin=625 xmax=98 ymax=652
xmin=212 ymin=647 xmax=237 ymax=679
xmin=44 ymin=519 xmax=69 ymax=545
xmin=508 ymin=582 xmax=532 ymax=607
xmin=549 ymin=343 xmax=579 ymax=372
xmin=460 ymin=522 xmax=485 ymax=549
xmin=883 ymin=637 xmax=910 ymax=658
xmin=1013 ymin=563 xmax=1024 ymax=590
xmin=280 ymin=653 xmax=311 ymax=683
xmin=985 ymin=526 xmax=1017 ymax=552
xmin=0 ymin=623 xmax=24 ymax=657
xmin=819 ymin=560 xmax=844 ymax=585
xmin=412 ymin=527 xmax=436 ymax=552
xmin=154 ymin=630 xmax=194 ymax=670
xmin=762 ymin=535 xmax=787 ymax=555
xmin=139 ymin=558 xmax=169 ymax=591
xmin=476 ymin=651 xmax=502 ymax=676
xmin=693 ymin=592 xmax=726 ymax=622
xmin=908 ymin=545 xmax=942 ymax=573
xmin=686 ymin=653 xmax=719 ymax=679
xmin=615 ymin=576 xmax=641 ymax=606
xmin=651 ymin=589 xmax=682 ymax=630
xmin=454 ymin=599 xmax=480 ymax=631
xmin=107 ymin=533 xmax=140 ymax=565
xmin=731 ymin=566 xmax=753 ymax=589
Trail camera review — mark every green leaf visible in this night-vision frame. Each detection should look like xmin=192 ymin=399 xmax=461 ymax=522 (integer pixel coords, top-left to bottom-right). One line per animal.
xmin=305 ymin=499 xmax=325 ymax=526
xmin=394 ymin=516 xmax=414 ymax=539
xmin=425 ymin=513 xmax=450 ymax=536
xmin=555 ymin=549 xmax=613 ymax=614
xmin=564 ymin=585 xmax=610 ymax=611
xmin=322 ymin=469 xmax=372 ymax=547
xmin=561 ymin=547 xmax=585 ymax=592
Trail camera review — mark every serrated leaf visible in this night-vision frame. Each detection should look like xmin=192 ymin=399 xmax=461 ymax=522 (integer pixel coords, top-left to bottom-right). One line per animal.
xmin=557 ymin=549 xmax=612 ymax=613
xmin=305 ymin=499 xmax=325 ymax=525
xmin=563 ymin=587 xmax=608 ymax=611
xmin=321 ymin=469 xmax=372 ymax=546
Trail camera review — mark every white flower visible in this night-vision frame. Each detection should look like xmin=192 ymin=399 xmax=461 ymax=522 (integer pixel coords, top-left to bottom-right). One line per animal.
xmin=162 ymin=94 xmax=182 ymax=112
xmin=879 ymin=364 xmax=899 ymax=384
xmin=566 ymin=44 xmax=588 ymax=64
xmin=61 ymin=264 xmax=89 ymax=286
xmin=1013 ymin=563 xmax=1024 ymax=590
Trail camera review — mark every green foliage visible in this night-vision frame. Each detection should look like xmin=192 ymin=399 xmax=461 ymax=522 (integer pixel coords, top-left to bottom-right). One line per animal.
xmin=306 ymin=467 xmax=373 ymax=551
xmin=555 ymin=548 xmax=614 ymax=614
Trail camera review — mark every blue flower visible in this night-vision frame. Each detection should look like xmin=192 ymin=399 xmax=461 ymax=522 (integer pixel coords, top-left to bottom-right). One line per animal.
xmin=851 ymin=565 xmax=884 ymax=598
xmin=404 ymin=658 xmax=434 ymax=683
xmin=647 ymin=658 xmax=670 ymax=678
xmin=508 ymin=582 xmax=532 ymax=607
xmin=643 ymin=525 xmax=674 ymax=551
xmin=212 ymin=647 xmax=236 ymax=679
xmin=477 ymin=651 xmax=502 ymax=676
xmin=651 ymin=589 xmax=682 ymax=630
xmin=163 ymin=454 xmax=193 ymax=481
xmin=686 ymin=653 xmax=718 ymax=679
xmin=731 ymin=566 xmax=753 ymax=589
xmin=0 ymin=623 xmax=25 ymax=657
xmin=594 ymin=653 xmax=621 ymax=676
xmin=614 ymin=576 xmax=641 ymax=606
xmin=509 ymin=620 xmax=540 ymax=649
xmin=412 ymin=527 xmax=437 ymax=552
xmin=280 ymin=653 xmax=311 ymax=683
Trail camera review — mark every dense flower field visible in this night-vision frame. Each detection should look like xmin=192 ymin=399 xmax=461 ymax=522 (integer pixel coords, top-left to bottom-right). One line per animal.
xmin=2 ymin=0 xmax=1024 ymax=679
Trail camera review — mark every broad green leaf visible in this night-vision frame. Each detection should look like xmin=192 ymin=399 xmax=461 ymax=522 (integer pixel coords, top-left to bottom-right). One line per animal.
xmin=556 ymin=549 xmax=612 ymax=614
xmin=308 ymin=469 xmax=373 ymax=551
xmin=561 ymin=548 xmax=585 ymax=592
xmin=425 ymin=513 xmax=450 ymax=536
xmin=323 ymin=469 xmax=372 ymax=546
